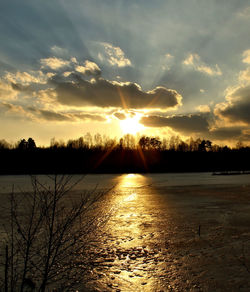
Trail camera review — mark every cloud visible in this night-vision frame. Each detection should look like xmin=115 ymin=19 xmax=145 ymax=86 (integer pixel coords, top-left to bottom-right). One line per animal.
xmin=50 ymin=46 xmax=68 ymax=57
xmin=208 ymin=127 xmax=243 ymax=140
xmin=28 ymin=108 xmax=73 ymax=122
xmin=242 ymin=49 xmax=250 ymax=64
xmin=139 ymin=112 xmax=247 ymax=142
xmin=161 ymin=53 xmax=174 ymax=70
xmin=1 ymin=53 xmax=183 ymax=127
xmin=11 ymin=82 xmax=31 ymax=92
xmin=114 ymin=112 xmax=126 ymax=120
xmin=36 ymin=88 xmax=57 ymax=105
xmin=40 ymin=57 xmax=71 ymax=70
xmin=215 ymin=84 xmax=250 ymax=124
xmin=183 ymin=54 xmax=222 ymax=76
xmin=1 ymin=56 xmax=183 ymax=124
xmin=0 ymin=102 xmax=18 ymax=111
xmin=30 ymin=109 xmax=106 ymax=122
xmin=52 ymin=77 xmax=182 ymax=110
xmin=4 ymin=58 xmax=101 ymax=100
xmin=41 ymin=56 xmax=101 ymax=78
xmin=4 ymin=71 xmax=48 ymax=85
xmin=239 ymin=67 xmax=250 ymax=82
xmin=98 ymin=42 xmax=131 ymax=67
xmin=1 ymin=101 xmax=106 ymax=123
xmin=73 ymin=113 xmax=106 ymax=122
xmin=0 ymin=102 xmax=65 ymax=121
xmin=0 ymin=80 xmax=18 ymax=101
xmin=0 ymin=102 xmax=28 ymax=117
xmin=62 ymin=72 xmax=72 ymax=77
xmin=140 ymin=114 xmax=209 ymax=133
xmin=237 ymin=6 xmax=250 ymax=18
xmin=75 ymin=60 xmax=101 ymax=76
xmin=196 ymin=104 xmax=210 ymax=113
xmin=165 ymin=53 xmax=173 ymax=59
xmin=214 ymin=52 xmax=250 ymax=126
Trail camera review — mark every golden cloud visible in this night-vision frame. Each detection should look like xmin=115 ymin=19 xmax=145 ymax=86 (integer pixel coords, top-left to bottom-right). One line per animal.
xmin=4 ymin=71 xmax=48 ymax=85
xmin=242 ymin=49 xmax=250 ymax=64
xmin=196 ymin=104 xmax=210 ymax=113
xmin=75 ymin=60 xmax=101 ymax=76
xmin=0 ymin=80 xmax=19 ymax=101
xmin=40 ymin=57 xmax=70 ymax=70
xmin=99 ymin=42 xmax=131 ymax=67
xmin=183 ymin=54 xmax=222 ymax=76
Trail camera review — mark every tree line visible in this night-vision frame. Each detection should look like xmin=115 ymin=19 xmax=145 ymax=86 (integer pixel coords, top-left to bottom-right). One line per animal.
xmin=0 ymin=133 xmax=249 ymax=152
xmin=0 ymin=134 xmax=250 ymax=174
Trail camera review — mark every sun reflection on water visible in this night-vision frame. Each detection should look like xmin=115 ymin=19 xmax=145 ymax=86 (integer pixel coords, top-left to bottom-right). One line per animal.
xmin=88 ymin=173 xmax=173 ymax=291
xmin=95 ymin=173 xmax=164 ymax=290
xmin=126 ymin=173 xmax=136 ymax=178
xmin=124 ymin=192 xmax=137 ymax=202
xmin=118 ymin=173 xmax=147 ymax=189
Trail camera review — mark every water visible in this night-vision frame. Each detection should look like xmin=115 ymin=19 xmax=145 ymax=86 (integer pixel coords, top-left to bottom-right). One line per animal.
xmin=1 ymin=173 xmax=250 ymax=291
xmin=0 ymin=172 xmax=250 ymax=194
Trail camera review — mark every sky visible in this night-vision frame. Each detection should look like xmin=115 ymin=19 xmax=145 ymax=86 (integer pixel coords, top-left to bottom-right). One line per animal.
xmin=1 ymin=0 xmax=250 ymax=146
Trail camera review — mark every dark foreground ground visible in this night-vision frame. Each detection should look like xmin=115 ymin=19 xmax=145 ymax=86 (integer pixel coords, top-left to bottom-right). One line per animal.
xmin=85 ymin=181 xmax=250 ymax=291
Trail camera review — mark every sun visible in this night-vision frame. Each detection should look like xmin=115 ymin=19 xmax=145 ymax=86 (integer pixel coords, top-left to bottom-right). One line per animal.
xmin=120 ymin=114 xmax=144 ymax=135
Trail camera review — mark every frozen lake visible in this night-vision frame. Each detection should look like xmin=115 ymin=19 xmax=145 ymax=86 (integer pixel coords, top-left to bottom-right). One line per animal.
xmin=1 ymin=173 xmax=250 ymax=291
xmin=1 ymin=172 xmax=250 ymax=194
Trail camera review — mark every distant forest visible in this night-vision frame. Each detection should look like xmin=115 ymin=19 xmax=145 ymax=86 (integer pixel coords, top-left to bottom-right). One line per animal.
xmin=0 ymin=134 xmax=250 ymax=174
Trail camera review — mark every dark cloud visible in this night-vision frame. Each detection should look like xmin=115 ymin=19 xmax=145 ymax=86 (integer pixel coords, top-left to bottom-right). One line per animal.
xmin=39 ymin=109 xmax=72 ymax=122
xmin=0 ymin=102 xmax=15 ymax=111
xmin=27 ymin=107 xmax=106 ymax=122
xmin=0 ymin=102 xmax=107 ymax=123
xmin=26 ymin=107 xmax=71 ymax=121
xmin=114 ymin=112 xmax=126 ymax=120
xmin=215 ymin=85 xmax=250 ymax=124
xmin=140 ymin=114 xmax=209 ymax=133
xmin=51 ymin=77 xmax=182 ymax=110
xmin=11 ymin=82 xmax=31 ymax=92
xmin=140 ymin=112 xmax=248 ymax=141
xmin=73 ymin=113 xmax=106 ymax=122
xmin=208 ymin=127 xmax=242 ymax=140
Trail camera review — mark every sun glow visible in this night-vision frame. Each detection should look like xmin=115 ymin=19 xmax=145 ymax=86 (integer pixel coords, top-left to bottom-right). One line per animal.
xmin=120 ymin=114 xmax=144 ymax=135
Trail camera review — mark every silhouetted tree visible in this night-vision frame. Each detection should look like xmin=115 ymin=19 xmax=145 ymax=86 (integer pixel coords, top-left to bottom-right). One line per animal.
xmin=139 ymin=136 xmax=151 ymax=150
xmin=177 ymin=141 xmax=188 ymax=152
xmin=27 ymin=138 xmax=36 ymax=150
xmin=198 ymin=140 xmax=212 ymax=152
xmin=18 ymin=139 xmax=28 ymax=150
xmin=222 ymin=145 xmax=230 ymax=152
xmin=162 ymin=138 xmax=168 ymax=150
xmin=1 ymin=175 xmax=112 ymax=291
xmin=139 ymin=136 xmax=146 ymax=150
xmin=84 ymin=132 xmax=93 ymax=148
xmin=78 ymin=137 xmax=85 ymax=149
xmin=119 ymin=138 xmax=124 ymax=150
xmin=123 ymin=134 xmax=135 ymax=149
xmin=0 ymin=139 xmax=11 ymax=149
xmin=150 ymin=137 xmax=162 ymax=149
xmin=94 ymin=133 xmax=102 ymax=148
xmin=50 ymin=137 xmax=59 ymax=149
